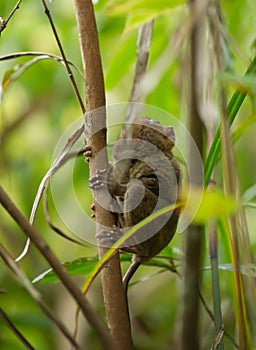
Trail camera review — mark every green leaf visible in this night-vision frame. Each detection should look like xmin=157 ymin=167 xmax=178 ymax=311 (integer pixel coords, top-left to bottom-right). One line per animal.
xmin=204 ymin=111 xmax=256 ymax=187
xmin=231 ymin=111 xmax=256 ymax=144
xmin=204 ymin=55 xmax=256 ymax=185
xmin=108 ymin=0 xmax=184 ymax=32
xmin=204 ymin=264 xmax=256 ymax=278
xmin=185 ymin=187 xmax=238 ymax=224
xmin=33 ymin=257 xmax=98 ymax=284
xmin=218 ymin=72 xmax=256 ymax=94
xmin=127 ymin=257 xmax=181 ymax=290
xmin=243 ymin=184 xmax=256 ymax=202
xmin=0 ymin=53 xmax=82 ymax=98
xmin=1 ymin=65 xmax=20 ymax=94
xmin=109 ymin=0 xmax=183 ymax=15
xmin=124 ymin=13 xmax=155 ymax=33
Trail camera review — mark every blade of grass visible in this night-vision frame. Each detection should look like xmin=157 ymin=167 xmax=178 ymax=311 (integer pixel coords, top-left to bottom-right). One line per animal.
xmin=231 ymin=111 xmax=256 ymax=143
xmin=211 ymin=7 xmax=254 ymax=347
xmin=218 ymin=73 xmax=248 ymax=350
xmin=82 ymin=202 xmax=182 ymax=294
xmin=205 ymin=55 xmax=256 ymax=186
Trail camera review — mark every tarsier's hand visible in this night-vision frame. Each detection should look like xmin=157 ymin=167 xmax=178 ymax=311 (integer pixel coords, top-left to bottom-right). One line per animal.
xmin=90 ymin=118 xmax=181 ymax=264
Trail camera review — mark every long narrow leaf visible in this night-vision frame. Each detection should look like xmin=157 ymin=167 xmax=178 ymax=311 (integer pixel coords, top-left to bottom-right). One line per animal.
xmin=0 ymin=53 xmax=82 ymax=97
xmin=205 ymin=55 xmax=256 ymax=185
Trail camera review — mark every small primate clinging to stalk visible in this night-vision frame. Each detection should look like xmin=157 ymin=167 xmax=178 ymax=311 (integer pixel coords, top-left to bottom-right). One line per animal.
xmin=86 ymin=118 xmax=181 ymax=294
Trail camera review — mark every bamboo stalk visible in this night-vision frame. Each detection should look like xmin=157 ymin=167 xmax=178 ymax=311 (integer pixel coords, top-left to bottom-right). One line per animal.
xmin=73 ymin=1 xmax=133 ymax=349
xmin=181 ymin=0 xmax=206 ymax=349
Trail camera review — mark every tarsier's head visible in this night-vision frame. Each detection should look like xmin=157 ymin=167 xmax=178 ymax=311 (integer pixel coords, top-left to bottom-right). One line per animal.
xmin=119 ymin=118 xmax=176 ymax=154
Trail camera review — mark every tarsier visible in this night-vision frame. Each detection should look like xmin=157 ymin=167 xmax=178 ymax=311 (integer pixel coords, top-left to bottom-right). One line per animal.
xmin=86 ymin=118 xmax=181 ymax=293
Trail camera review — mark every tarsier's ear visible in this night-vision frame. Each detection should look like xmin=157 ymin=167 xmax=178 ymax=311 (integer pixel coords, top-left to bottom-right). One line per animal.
xmin=164 ymin=126 xmax=175 ymax=145
xmin=143 ymin=118 xmax=176 ymax=145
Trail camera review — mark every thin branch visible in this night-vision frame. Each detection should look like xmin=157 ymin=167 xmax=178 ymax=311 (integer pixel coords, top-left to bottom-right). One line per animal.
xmin=73 ymin=1 xmax=133 ymax=349
xmin=0 ymin=0 xmax=22 ymax=34
xmin=41 ymin=0 xmax=85 ymax=113
xmin=0 ymin=244 xmax=81 ymax=350
xmin=0 ymin=186 xmax=114 ymax=350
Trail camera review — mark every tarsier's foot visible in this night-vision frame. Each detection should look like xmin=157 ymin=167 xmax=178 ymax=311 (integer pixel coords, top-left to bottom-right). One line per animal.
xmin=89 ymin=169 xmax=108 ymax=190
xmin=96 ymin=227 xmax=123 ymax=248
xmin=84 ymin=145 xmax=92 ymax=163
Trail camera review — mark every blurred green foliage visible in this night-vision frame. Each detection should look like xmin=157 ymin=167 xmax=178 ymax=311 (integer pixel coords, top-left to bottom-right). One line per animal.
xmin=1 ymin=0 xmax=256 ymax=349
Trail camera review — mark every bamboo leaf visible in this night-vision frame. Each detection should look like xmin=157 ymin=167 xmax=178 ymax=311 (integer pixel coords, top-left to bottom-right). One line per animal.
xmin=204 ymin=55 xmax=256 ymax=185
xmin=243 ymin=184 xmax=256 ymax=202
xmin=219 ymin=72 xmax=256 ymax=94
xmin=231 ymin=111 xmax=256 ymax=144
xmin=1 ymin=65 xmax=20 ymax=94
xmin=204 ymin=263 xmax=256 ymax=278
xmin=108 ymin=0 xmax=183 ymax=32
xmin=109 ymin=0 xmax=183 ymax=16
xmin=33 ymin=257 xmax=98 ymax=284
xmin=185 ymin=187 xmax=238 ymax=224
xmin=0 ymin=53 xmax=82 ymax=97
